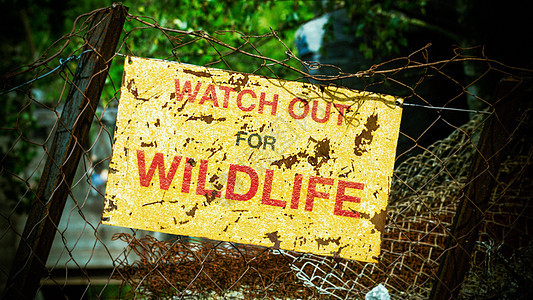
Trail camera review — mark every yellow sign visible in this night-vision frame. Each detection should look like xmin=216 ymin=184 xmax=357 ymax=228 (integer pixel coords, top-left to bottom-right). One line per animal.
xmin=103 ymin=56 xmax=402 ymax=262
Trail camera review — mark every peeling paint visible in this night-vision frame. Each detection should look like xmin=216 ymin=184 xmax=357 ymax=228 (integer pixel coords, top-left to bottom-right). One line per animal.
xmin=176 ymin=99 xmax=188 ymax=112
xmin=354 ymin=113 xmax=380 ymax=156
xmin=102 ymin=56 xmax=403 ymax=263
xmin=333 ymin=244 xmax=349 ymax=257
xmin=313 ymin=137 xmax=331 ymax=159
xmin=266 ymin=231 xmax=281 ymax=249
xmin=203 ymin=191 xmax=217 ymax=205
xmin=359 ymin=210 xmax=386 ymax=234
xmin=140 ymin=141 xmax=157 ymax=147
xmin=142 ymin=200 xmax=165 ymax=207
xmin=370 ymin=210 xmax=386 ymax=234
xmin=183 ymin=69 xmax=212 ymax=78
xmin=270 ymin=152 xmax=305 ymax=169
xmin=227 ymin=73 xmax=249 ymax=92
xmin=185 ymin=114 xmax=226 ymax=124
xmin=186 ymin=203 xmax=199 ymax=217
xmin=104 ymin=199 xmax=117 ymax=212
xmin=316 ymin=237 xmax=341 ymax=249
xmin=127 ymin=79 xmax=138 ymax=97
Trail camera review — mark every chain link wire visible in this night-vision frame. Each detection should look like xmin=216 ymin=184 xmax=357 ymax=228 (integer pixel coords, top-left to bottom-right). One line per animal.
xmin=1 ymin=5 xmax=532 ymax=299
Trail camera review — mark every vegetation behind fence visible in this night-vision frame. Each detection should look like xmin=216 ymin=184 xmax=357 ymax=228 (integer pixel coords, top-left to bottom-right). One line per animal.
xmin=1 ymin=4 xmax=532 ymax=299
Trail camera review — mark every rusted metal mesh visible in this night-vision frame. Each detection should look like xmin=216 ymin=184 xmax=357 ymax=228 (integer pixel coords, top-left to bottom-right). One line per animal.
xmin=107 ymin=114 xmax=478 ymax=299
xmin=1 ymin=5 xmax=532 ymax=299
xmin=459 ymin=124 xmax=533 ymax=299
xmin=110 ymin=110 xmax=532 ymax=299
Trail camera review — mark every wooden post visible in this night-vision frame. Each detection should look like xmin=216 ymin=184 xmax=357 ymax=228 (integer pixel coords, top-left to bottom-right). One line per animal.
xmin=430 ymin=77 xmax=529 ymax=299
xmin=2 ymin=5 xmax=127 ymax=299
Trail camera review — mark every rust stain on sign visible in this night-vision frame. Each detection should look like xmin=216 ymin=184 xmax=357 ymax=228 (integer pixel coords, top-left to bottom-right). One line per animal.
xmin=102 ymin=56 xmax=403 ymax=263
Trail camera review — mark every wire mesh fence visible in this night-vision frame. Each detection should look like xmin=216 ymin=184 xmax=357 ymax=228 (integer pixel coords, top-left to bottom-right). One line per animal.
xmin=1 ymin=4 xmax=532 ymax=299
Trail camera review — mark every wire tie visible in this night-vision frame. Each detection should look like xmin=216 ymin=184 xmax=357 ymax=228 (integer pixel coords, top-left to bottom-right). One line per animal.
xmin=0 ymin=50 xmax=93 ymax=96
xmin=396 ymin=100 xmax=491 ymax=115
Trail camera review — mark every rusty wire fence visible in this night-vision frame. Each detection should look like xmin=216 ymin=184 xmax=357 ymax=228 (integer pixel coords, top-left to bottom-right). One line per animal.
xmin=1 ymin=5 xmax=532 ymax=299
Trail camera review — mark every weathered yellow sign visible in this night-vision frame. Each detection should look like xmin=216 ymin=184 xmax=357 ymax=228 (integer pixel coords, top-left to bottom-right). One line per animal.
xmin=103 ymin=56 xmax=402 ymax=262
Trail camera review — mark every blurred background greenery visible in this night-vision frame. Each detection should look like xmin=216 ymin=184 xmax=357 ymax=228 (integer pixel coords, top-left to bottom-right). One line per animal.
xmin=1 ymin=1 xmax=532 ymax=299
xmin=1 ymin=0 xmax=530 ymax=100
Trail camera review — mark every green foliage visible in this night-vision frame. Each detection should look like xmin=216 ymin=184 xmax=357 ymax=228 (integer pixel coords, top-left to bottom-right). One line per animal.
xmin=120 ymin=0 xmax=314 ymax=74
xmin=86 ymin=283 xmax=133 ymax=299
xmin=314 ymin=0 xmax=429 ymax=60
xmin=0 ymin=0 xmax=459 ymax=214
xmin=0 ymin=94 xmax=38 ymax=212
xmin=0 ymin=0 xmax=316 ymax=214
xmin=80 ymin=0 xmax=315 ymax=106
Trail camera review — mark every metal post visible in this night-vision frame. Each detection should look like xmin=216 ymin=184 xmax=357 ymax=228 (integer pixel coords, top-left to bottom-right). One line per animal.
xmin=3 ymin=4 xmax=127 ymax=299
xmin=430 ymin=77 xmax=529 ymax=299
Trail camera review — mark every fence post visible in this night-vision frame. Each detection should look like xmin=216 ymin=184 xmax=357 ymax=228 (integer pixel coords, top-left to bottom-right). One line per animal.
xmin=430 ymin=77 xmax=529 ymax=299
xmin=2 ymin=4 xmax=127 ymax=299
